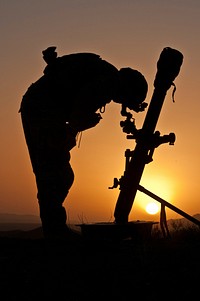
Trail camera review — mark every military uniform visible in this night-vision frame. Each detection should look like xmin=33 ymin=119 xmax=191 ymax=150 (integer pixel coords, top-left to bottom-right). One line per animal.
xmin=20 ymin=50 xmax=119 ymax=237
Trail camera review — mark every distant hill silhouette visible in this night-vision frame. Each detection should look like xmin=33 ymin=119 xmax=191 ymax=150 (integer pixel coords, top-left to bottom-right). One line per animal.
xmin=0 ymin=213 xmax=40 ymax=223
xmin=0 ymin=213 xmax=41 ymax=234
xmin=167 ymin=213 xmax=200 ymax=230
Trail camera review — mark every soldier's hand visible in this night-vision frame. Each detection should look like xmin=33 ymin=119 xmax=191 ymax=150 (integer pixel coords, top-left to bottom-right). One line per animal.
xmin=69 ymin=113 xmax=102 ymax=132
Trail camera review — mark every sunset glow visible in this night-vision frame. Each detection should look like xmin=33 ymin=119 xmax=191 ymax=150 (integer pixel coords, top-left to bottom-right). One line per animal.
xmin=1 ymin=1 xmax=200 ymax=223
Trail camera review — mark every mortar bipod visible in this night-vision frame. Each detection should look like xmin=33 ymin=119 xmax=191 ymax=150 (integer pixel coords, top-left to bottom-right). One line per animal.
xmin=138 ymin=185 xmax=200 ymax=236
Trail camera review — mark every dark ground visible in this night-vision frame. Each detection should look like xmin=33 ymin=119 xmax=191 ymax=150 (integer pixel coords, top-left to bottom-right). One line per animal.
xmin=0 ymin=226 xmax=200 ymax=301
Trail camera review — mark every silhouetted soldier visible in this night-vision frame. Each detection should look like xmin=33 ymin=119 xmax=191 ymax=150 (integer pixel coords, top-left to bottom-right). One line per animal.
xmin=19 ymin=47 xmax=148 ymax=240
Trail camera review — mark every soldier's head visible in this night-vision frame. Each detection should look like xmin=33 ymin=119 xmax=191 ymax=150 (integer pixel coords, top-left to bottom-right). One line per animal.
xmin=116 ymin=68 xmax=148 ymax=112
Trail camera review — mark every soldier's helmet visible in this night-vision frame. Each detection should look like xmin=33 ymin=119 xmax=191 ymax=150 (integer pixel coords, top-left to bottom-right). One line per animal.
xmin=119 ymin=68 xmax=148 ymax=112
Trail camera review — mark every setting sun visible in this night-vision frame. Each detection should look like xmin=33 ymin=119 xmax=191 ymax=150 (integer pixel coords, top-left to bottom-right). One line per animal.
xmin=133 ymin=174 xmax=175 ymax=220
xmin=146 ymin=202 xmax=160 ymax=215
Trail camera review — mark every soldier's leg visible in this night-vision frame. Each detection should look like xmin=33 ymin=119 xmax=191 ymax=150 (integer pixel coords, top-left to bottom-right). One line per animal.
xmin=34 ymin=124 xmax=75 ymax=237
xmin=21 ymin=111 xmax=76 ymax=238
xmin=36 ymin=160 xmax=74 ymax=237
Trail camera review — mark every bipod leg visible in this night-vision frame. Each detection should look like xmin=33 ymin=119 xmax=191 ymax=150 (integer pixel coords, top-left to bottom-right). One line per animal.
xmin=138 ymin=184 xmax=200 ymax=228
xmin=160 ymin=204 xmax=170 ymax=238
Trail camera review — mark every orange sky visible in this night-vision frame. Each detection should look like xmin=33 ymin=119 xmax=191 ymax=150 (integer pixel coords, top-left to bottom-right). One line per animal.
xmin=1 ymin=1 xmax=200 ymax=223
